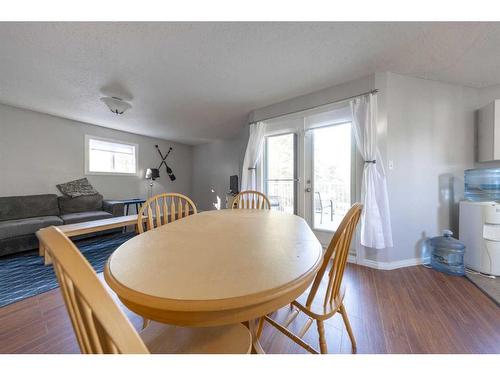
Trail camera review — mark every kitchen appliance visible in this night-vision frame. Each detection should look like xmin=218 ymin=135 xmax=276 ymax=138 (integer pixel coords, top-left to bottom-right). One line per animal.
xmin=459 ymin=200 xmax=500 ymax=276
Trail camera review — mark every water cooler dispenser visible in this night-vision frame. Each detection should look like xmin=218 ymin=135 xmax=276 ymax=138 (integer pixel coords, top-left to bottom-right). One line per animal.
xmin=459 ymin=200 xmax=500 ymax=276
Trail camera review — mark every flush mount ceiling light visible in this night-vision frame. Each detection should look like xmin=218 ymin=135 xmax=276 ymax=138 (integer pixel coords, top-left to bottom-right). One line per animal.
xmin=100 ymin=96 xmax=132 ymax=115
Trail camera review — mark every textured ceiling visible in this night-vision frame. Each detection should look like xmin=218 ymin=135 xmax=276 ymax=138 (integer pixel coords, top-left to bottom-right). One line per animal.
xmin=0 ymin=22 xmax=500 ymax=144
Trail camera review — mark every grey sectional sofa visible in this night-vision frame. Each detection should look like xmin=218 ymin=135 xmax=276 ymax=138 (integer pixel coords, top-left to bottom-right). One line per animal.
xmin=0 ymin=194 xmax=124 ymax=257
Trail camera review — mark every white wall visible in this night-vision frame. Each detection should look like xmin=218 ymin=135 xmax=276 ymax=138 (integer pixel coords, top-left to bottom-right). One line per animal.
xmin=0 ymin=103 xmax=193 ymax=200
xmin=191 ymin=128 xmax=247 ymax=211
xmin=384 ymin=72 xmax=478 ymax=263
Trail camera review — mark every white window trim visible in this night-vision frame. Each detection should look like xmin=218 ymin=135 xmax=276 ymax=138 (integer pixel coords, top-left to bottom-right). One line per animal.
xmin=84 ymin=135 xmax=139 ymax=176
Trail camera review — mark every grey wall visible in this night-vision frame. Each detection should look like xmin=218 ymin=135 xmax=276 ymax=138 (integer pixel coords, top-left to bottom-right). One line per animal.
xmin=2 ymin=72 xmax=494 ymax=266
xmin=243 ymin=72 xmax=482 ymax=266
xmin=250 ymin=75 xmax=375 ymax=123
xmin=478 ymin=84 xmax=500 ymax=107
xmin=0 ymin=103 xmax=193 ymax=200
xmin=191 ymin=127 xmax=247 ymax=211
xmin=191 ymin=75 xmax=376 ymax=212
xmin=384 ymin=72 xmax=478 ymax=262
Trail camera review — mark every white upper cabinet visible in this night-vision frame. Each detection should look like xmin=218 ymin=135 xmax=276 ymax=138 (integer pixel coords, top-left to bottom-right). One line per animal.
xmin=478 ymin=100 xmax=500 ymax=162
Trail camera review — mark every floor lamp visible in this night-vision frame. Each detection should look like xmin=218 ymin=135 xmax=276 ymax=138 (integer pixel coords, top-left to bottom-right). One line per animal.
xmin=145 ymin=168 xmax=160 ymax=199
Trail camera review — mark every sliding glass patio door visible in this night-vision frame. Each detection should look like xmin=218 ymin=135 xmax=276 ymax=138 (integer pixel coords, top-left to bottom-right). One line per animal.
xmin=263 ymin=133 xmax=298 ymax=214
xmin=261 ymin=105 xmax=356 ymax=247
xmin=304 ymin=122 xmax=354 ymax=246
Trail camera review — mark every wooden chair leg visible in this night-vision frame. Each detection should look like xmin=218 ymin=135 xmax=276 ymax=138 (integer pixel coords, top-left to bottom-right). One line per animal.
xmin=316 ymin=320 xmax=328 ymax=354
xmin=339 ymin=303 xmax=357 ymax=353
xmin=44 ymin=250 xmax=52 ymax=266
xmin=249 ymin=319 xmax=266 ymax=354
xmin=40 ymin=242 xmax=53 ymax=265
xmin=256 ymin=316 xmax=265 ymax=339
xmin=264 ymin=315 xmax=318 ymax=354
xmin=142 ymin=318 xmax=150 ymax=330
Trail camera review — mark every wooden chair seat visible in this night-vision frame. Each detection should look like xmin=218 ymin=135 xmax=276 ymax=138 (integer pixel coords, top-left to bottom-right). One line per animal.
xmin=292 ymin=284 xmax=346 ymax=320
xmin=141 ymin=321 xmax=252 ymax=354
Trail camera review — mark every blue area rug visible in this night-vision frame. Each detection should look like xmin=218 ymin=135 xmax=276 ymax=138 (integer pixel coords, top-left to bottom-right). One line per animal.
xmin=0 ymin=232 xmax=135 ymax=308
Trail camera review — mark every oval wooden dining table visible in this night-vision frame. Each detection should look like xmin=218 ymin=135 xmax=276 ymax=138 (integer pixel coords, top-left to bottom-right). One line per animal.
xmin=104 ymin=209 xmax=323 ymax=353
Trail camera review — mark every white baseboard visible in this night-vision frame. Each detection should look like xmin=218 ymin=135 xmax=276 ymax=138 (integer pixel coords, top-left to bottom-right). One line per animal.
xmin=342 ymin=250 xmax=429 ymax=271
xmin=351 ymin=256 xmax=430 ymax=270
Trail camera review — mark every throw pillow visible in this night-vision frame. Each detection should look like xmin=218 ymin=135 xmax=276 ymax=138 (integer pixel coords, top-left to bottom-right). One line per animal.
xmin=56 ymin=178 xmax=99 ymax=198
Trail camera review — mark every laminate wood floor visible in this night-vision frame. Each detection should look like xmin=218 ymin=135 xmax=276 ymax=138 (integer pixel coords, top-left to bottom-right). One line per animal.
xmin=1 ymin=264 xmax=499 ymax=354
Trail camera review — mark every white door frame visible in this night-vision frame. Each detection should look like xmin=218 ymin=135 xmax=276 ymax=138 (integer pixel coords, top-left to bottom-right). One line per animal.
xmin=257 ymin=103 xmax=360 ymax=250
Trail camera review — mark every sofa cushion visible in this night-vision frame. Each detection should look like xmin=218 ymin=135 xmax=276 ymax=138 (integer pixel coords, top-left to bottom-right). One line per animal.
xmin=0 ymin=194 xmax=60 ymax=222
xmin=0 ymin=216 xmax=63 ymax=240
xmin=60 ymin=211 xmax=113 ymax=225
xmin=58 ymin=194 xmax=103 ymax=214
xmin=0 ymin=235 xmax=40 ymax=257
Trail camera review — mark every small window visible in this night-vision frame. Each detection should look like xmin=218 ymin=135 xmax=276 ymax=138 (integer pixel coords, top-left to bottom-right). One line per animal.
xmin=85 ymin=136 xmax=138 ymax=175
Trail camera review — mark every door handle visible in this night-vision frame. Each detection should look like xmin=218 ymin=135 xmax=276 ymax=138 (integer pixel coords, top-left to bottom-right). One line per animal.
xmin=305 ymin=188 xmax=312 ymax=192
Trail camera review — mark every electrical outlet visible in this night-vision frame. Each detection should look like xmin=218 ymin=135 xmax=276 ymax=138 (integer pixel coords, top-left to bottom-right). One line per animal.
xmin=388 ymin=160 xmax=394 ymax=170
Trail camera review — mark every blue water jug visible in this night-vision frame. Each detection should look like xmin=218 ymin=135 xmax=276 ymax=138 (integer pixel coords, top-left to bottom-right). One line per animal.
xmin=429 ymin=230 xmax=465 ymax=276
xmin=464 ymin=168 xmax=500 ymax=201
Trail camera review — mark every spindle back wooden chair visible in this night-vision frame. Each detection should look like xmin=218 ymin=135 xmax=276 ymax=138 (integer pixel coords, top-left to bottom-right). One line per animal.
xmin=137 ymin=193 xmax=197 ymax=328
xmin=36 ymin=226 xmax=252 ymax=354
xmin=137 ymin=193 xmax=197 ymax=234
xmin=231 ymin=190 xmax=271 ymax=210
xmin=257 ymin=203 xmax=363 ymax=354
xmin=37 ymin=226 xmax=149 ymax=353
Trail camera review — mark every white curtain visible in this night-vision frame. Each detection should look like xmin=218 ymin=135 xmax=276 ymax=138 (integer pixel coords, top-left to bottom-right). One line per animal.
xmin=241 ymin=122 xmax=267 ymax=191
xmin=351 ymin=94 xmax=393 ymax=249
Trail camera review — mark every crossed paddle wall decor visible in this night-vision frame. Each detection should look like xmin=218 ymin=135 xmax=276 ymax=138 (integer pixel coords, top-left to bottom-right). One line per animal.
xmin=155 ymin=144 xmax=176 ymax=181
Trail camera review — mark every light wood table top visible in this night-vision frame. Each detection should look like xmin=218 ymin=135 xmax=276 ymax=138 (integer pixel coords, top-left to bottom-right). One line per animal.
xmin=104 ymin=210 xmax=322 ymax=330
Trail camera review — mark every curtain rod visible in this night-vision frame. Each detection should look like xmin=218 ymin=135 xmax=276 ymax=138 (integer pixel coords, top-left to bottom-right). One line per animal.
xmin=250 ymin=88 xmax=379 ymax=124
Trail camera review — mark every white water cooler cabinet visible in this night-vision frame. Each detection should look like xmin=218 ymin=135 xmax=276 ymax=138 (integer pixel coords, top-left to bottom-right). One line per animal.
xmin=459 ymin=201 xmax=500 ymax=276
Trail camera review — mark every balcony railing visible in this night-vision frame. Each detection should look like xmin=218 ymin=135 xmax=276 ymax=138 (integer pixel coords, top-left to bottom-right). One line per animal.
xmin=266 ymin=180 xmax=295 ymax=214
xmin=266 ymin=182 xmax=350 ymax=213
